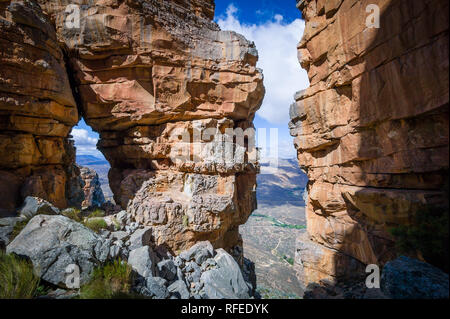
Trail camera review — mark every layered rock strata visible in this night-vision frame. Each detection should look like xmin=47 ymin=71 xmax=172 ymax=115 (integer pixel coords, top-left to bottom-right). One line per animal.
xmin=291 ymin=0 xmax=449 ymax=284
xmin=0 ymin=0 xmax=80 ymax=216
xmin=79 ymin=166 xmax=105 ymax=209
xmin=35 ymin=0 xmax=264 ymax=253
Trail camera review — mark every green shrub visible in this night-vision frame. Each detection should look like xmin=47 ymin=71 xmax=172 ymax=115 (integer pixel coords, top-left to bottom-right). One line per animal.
xmin=0 ymin=252 xmax=40 ymax=299
xmin=62 ymin=208 xmax=82 ymax=222
xmin=34 ymin=285 xmax=51 ymax=297
xmin=88 ymin=209 xmax=105 ymax=218
xmin=112 ymin=218 xmax=121 ymax=231
xmin=284 ymin=256 xmax=295 ymax=266
xmin=83 ymin=218 xmax=108 ymax=233
xmin=79 ymin=259 xmax=135 ymax=299
xmin=390 ymin=205 xmax=449 ymax=272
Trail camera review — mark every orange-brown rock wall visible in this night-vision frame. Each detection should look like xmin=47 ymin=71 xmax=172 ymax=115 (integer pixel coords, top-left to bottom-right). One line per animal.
xmin=291 ymin=0 xmax=449 ymax=284
xmin=36 ymin=0 xmax=264 ymax=253
xmin=0 ymin=0 xmax=81 ymax=216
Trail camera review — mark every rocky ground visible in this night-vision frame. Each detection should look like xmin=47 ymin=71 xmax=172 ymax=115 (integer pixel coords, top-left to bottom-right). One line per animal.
xmin=1 ymin=197 xmax=255 ymax=299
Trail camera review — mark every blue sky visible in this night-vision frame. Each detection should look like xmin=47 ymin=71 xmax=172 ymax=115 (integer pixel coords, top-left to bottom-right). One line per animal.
xmin=215 ymin=0 xmax=302 ymax=24
xmin=72 ymin=1 xmax=309 ymax=160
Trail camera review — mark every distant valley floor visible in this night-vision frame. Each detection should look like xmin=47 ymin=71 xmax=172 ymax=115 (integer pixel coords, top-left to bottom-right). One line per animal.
xmin=241 ymin=203 xmax=306 ymax=298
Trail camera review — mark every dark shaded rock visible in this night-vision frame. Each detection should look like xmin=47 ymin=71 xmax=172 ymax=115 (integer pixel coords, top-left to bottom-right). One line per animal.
xmin=381 ymin=256 xmax=449 ymax=299
xmin=128 ymin=227 xmax=152 ymax=251
xmin=0 ymin=226 xmax=13 ymax=250
xmin=157 ymin=259 xmax=177 ymax=281
xmin=146 ymin=276 xmax=169 ymax=299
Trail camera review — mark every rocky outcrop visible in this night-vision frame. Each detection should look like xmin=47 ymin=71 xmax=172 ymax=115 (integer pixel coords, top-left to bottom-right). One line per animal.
xmin=6 ymin=207 xmax=253 ymax=298
xmin=35 ymin=0 xmax=264 ymax=253
xmin=0 ymin=0 xmax=263 ymax=256
xmin=291 ymin=0 xmax=449 ymax=285
xmin=7 ymin=214 xmax=112 ymax=287
xmin=79 ymin=166 xmax=105 ymax=209
xmin=132 ymin=240 xmax=254 ymax=299
xmin=0 ymin=0 xmax=80 ymax=216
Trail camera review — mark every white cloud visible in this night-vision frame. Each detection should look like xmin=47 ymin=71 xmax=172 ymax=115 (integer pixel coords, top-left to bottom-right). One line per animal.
xmin=71 ymin=128 xmax=101 ymax=156
xmin=258 ymin=135 xmax=297 ymax=161
xmin=217 ymin=5 xmax=309 ymax=125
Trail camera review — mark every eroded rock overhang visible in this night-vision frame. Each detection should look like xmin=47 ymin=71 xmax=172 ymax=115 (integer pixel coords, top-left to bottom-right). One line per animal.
xmin=0 ymin=0 xmax=265 ymax=254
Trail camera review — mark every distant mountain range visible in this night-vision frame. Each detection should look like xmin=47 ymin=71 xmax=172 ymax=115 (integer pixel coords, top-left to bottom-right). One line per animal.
xmin=257 ymin=158 xmax=308 ymax=206
xmin=76 ymin=155 xmax=110 ymax=166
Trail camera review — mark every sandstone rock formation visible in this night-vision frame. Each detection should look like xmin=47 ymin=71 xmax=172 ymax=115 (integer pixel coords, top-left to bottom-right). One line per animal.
xmin=36 ymin=0 xmax=263 ymax=253
xmin=0 ymin=0 xmax=80 ymax=216
xmin=0 ymin=0 xmax=264 ymax=255
xmin=291 ymin=0 xmax=449 ymax=285
xmin=79 ymin=166 xmax=105 ymax=209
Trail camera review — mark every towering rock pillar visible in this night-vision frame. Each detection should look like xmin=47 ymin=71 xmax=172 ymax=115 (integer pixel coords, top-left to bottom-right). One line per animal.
xmin=37 ymin=0 xmax=264 ymax=253
xmin=290 ymin=0 xmax=449 ymax=285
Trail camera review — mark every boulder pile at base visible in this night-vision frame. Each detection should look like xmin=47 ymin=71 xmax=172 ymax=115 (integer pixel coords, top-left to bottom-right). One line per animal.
xmin=1 ymin=197 xmax=254 ymax=299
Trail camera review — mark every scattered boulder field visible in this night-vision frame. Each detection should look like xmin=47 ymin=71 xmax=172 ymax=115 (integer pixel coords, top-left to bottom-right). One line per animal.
xmin=1 ymin=196 xmax=254 ymax=299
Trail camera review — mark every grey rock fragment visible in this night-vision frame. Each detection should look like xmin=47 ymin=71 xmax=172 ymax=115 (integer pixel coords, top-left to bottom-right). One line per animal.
xmin=128 ymin=245 xmax=156 ymax=278
xmin=157 ymin=259 xmax=177 ymax=281
xmin=168 ymin=280 xmax=190 ymax=299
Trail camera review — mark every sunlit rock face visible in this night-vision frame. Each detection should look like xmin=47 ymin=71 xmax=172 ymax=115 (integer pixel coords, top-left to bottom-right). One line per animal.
xmin=291 ymin=0 xmax=449 ymax=285
xmin=0 ymin=1 xmax=81 ymax=216
xmin=35 ymin=0 xmax=265 ymax=253
xmin=79 ymin=166 xmax=105 ymax=209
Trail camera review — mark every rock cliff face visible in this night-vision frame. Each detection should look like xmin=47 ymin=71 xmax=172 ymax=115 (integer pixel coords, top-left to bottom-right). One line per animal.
xmin=290 ymin=0 xmax=449 ymax=285
xmin=0 ymin=1 xmax=80 ymax=216
xmin=0 ymin=0 xmax=264 ymax=254
xmin=79 ymin=166 xmax=105 ymax=209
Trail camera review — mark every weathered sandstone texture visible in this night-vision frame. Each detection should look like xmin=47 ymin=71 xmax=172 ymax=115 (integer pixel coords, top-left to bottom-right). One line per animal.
xmin=291 ymin=0 xmax=449 ymax=285
xmin=79 ymin=166 xmax=105 ymax=209
xmin=34 ymin=0 xmax=264 ymax=253
xmin=0 ymin=0 xmax=81 ymax=216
